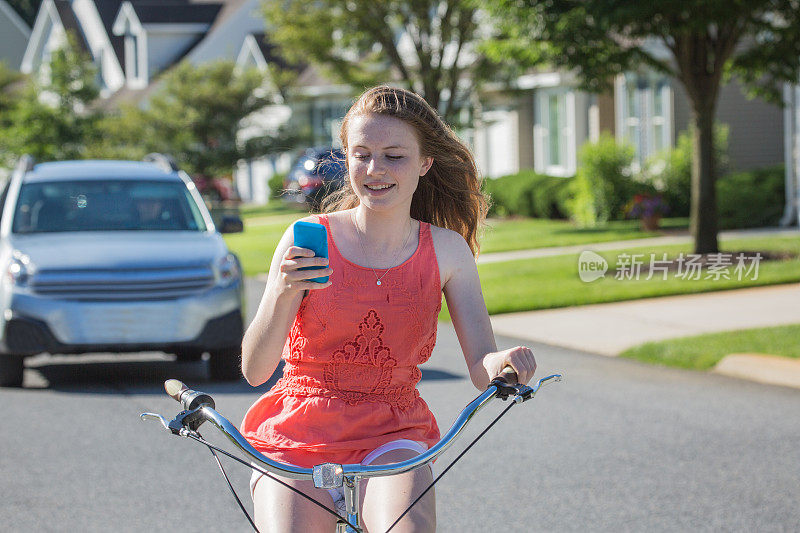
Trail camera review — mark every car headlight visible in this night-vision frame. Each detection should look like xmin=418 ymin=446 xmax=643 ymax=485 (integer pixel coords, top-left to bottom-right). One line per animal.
xmin=6 ymin=251 xmax=34 ymax=286
xmin=215 ymin=253 xmax=241 ymax=287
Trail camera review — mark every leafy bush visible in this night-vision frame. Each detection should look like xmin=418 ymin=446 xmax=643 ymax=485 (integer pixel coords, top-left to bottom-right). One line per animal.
xmin=567 ymin=134 xmax=636 ymax=226
xmin=644 ymin=124 xmax=730 ymax=217
xmin=268 ymin=172 xmax=287 ymax=199
xmin=482 ymin=170 xmax=571 ymax=218
xmin=717 ymin=165 xmax=784 ymax=229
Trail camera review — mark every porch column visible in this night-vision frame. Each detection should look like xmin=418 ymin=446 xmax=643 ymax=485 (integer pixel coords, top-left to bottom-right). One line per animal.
xmin=781 ymin=83 xmax=799 ymax=226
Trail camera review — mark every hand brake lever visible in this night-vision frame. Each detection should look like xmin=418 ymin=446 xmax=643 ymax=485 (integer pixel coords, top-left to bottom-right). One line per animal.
xmin=141 ymin=412 xmax=172 ymax=431
xmin=515 ymin=374 xmax=563 ymax=403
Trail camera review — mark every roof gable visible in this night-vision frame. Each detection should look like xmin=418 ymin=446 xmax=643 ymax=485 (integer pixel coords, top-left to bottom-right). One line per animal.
xmin=21 ymin=0 xmax=81 ymax=73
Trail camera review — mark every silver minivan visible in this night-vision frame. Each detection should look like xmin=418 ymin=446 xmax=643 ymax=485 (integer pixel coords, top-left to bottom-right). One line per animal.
xmin=0 ymin=156 xmax=244 ymax=386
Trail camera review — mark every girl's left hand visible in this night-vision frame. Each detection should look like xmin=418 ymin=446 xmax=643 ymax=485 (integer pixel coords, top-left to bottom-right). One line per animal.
xmin=482 ymin=346 xmax=537 ymax=385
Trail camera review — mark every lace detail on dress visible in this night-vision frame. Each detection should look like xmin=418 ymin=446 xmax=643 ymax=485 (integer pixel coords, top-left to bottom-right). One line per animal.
xmin=324 ymin=309 xmax=395 ymax=392
xmin=276 ymin=366 xmax=420 ymax=410
xmin=416 ymin=331 xmax=436 ymax=365
xmin=276 ymin=309 xmax=420 ymax=409
xmin=284 ymin=307 xmax=307 ymax=363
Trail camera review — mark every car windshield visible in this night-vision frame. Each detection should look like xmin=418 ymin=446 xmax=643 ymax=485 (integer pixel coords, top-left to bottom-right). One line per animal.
xmin=12 ymin=180 xmax=208 ymax=234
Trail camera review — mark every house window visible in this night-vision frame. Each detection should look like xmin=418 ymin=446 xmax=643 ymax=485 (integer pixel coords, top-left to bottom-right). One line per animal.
xmin=617 ymin=72 xmax=672 ymax=167
xmin=534 ymin=88 xmax=576 ymax=176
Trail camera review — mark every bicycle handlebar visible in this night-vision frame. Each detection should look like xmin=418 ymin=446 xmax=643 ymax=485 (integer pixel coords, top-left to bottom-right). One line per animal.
xmin=141 ymin=372 xmax=562 ymax=488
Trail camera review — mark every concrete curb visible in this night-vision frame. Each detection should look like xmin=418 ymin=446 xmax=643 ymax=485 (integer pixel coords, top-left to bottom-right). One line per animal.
xmin=713 ymin=353 xmax=800 ymax=390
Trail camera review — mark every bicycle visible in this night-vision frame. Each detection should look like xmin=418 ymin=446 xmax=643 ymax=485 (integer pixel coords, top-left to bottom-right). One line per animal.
xmin=141 ymin=369 xmax=562 ymax=533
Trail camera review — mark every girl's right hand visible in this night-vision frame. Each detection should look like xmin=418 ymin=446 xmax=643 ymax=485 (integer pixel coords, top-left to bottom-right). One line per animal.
xmin=276 ymin=246 xmax=333 ymax=295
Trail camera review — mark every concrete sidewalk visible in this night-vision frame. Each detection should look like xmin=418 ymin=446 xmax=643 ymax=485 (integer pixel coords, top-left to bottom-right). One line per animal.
xmin=478 ymin=226 xmax=800 ymax=264
xmin=490 ymin=283 xmax=800 ymax=356
xmin=490 ymin=283 xmax=800 ymax=388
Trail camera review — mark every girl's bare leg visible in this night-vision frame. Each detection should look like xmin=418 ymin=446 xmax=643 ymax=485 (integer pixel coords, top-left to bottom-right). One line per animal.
xmin=361 ymin=448 xmax=436 ymax=533
xmin=253 ymin=474 xmax=337 ymax=533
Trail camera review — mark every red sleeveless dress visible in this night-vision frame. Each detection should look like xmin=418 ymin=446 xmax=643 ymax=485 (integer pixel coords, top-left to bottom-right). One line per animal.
xmin=240 ymin=214 xmax=442 ymax=468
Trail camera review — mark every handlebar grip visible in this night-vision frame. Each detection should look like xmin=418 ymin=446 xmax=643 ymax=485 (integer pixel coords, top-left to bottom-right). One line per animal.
xmin=164 ymin=379 xmax=215 ymax=411
xmin=164 ymin=379 xmax=186 ymax=401
xmin=494 ymin=365 xmax=518 ymax=385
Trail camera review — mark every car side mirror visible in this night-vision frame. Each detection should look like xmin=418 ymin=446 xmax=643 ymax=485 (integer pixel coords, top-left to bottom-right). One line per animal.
xmin=219 ymin=215 xmax=244 ymax=234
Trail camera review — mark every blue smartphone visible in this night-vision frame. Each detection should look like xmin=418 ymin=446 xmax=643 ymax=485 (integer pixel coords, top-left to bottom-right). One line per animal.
xmin=293 ymin=221 xmax=329 ymax=283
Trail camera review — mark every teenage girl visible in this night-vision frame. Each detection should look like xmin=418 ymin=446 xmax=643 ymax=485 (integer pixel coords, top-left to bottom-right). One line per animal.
xmin=240 ymin=86 xmax=537 ymax=533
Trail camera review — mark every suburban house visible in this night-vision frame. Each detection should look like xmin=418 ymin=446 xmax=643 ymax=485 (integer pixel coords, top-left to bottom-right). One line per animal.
xmin=476 ymin=70 xmax=784 ymax=178
xmin=0 ymin=0 xmax=31 ymax=69
xmin=20 ymin=0 xmax=267 ymax=100
xmin=14 ymin=1 xmax=800 ymax=223
xmin=470 ymin=46 xmax=796 ymax=225
xmin=18 ymin=0 xmax=346 ymax=204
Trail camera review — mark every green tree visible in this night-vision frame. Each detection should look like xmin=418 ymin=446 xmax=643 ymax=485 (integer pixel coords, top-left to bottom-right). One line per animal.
xmin=261 ymin=0 xmax=508 ymax=123
xmin=98 ymin=60 xmax=294 ymax=178
xmin=0 ymin=61 xmax=24 ymax=119
xmin=0 ymin=33 xmax=101 ymax=163
xmin=487 ymin=0 xmax=800 ymax=253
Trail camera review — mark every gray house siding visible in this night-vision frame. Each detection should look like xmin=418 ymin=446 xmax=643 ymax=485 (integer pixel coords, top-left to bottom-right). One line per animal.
xmin=0 ymin=0 xmax=31 ymax=68
xmin=516 ymin=93 xmax=535 ymax=170
xmin=671 ymin=78 xmax=784 ymax=171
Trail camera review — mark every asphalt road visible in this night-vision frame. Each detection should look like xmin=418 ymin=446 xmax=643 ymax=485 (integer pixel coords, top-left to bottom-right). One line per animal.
xmin=2 ymin=278 xmax=799 ymax=532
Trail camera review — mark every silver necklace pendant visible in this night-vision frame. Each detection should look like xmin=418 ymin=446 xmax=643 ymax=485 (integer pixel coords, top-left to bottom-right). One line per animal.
xmin=352 ymin=212 xmax=413 ymax=289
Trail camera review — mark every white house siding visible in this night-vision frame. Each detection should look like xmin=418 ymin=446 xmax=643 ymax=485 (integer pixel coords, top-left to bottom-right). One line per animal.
xmin=235 ymin=102 xmax=294 ymax=204
xmin=0 ymin=0 xmax=30 ymax=68
xmin=235 ymin=152 xmax=292 ymax=205
xmin=474 ymin=108 xmax=519 ymax=178
xmin=671 ymin=78 xmax=784 ymax=171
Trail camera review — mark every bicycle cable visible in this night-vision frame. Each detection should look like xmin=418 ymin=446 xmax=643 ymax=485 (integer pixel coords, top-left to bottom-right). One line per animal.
xmin=383 ymin=399 xmax=518 ymax=533
xmin=205 ymin=441 xmax=259 ymax=532
xmin=185 ymin=432 xmax=360 ymax=532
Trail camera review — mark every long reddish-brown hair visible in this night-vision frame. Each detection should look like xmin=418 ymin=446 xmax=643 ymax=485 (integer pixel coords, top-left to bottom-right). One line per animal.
xmin=321 ymin=86 xmax=489 ymax=256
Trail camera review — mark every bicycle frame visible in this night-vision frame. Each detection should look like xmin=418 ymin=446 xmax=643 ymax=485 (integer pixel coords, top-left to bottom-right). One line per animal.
xmin=142 ymin=373 xmax=562 ymax=532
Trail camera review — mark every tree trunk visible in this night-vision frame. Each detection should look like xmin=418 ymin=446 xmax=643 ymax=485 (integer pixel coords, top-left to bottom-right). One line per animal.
xmin=690 ymin=101 xmax=719 ymax=254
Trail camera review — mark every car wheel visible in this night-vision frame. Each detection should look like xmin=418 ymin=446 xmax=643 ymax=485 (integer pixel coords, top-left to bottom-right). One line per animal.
xmin=175 ymin=350 xmax=204 ymax=363
xmin=208 ymin=347 xmax=241 ymax=381
xmin=0 ymin=355 xmax=24 ymax=387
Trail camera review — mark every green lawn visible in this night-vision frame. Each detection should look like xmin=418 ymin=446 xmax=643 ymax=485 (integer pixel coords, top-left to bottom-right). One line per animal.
xmin=238 ymin=202 xmax=308 ymax=218
xmin=480 ymin=217 xmax=689 ymax=254
xmin=453 ymin=235 xmax=800 ymax=318
xmin=227 ymin=207 xmax=691 ymax=276
xmin=619 ymin=324 xmax=800 ymax=370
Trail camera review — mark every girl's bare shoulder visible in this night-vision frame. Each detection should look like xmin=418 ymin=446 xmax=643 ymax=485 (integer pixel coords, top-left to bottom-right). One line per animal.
xmin=429 ymin=224 xmax=475 ymax=272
